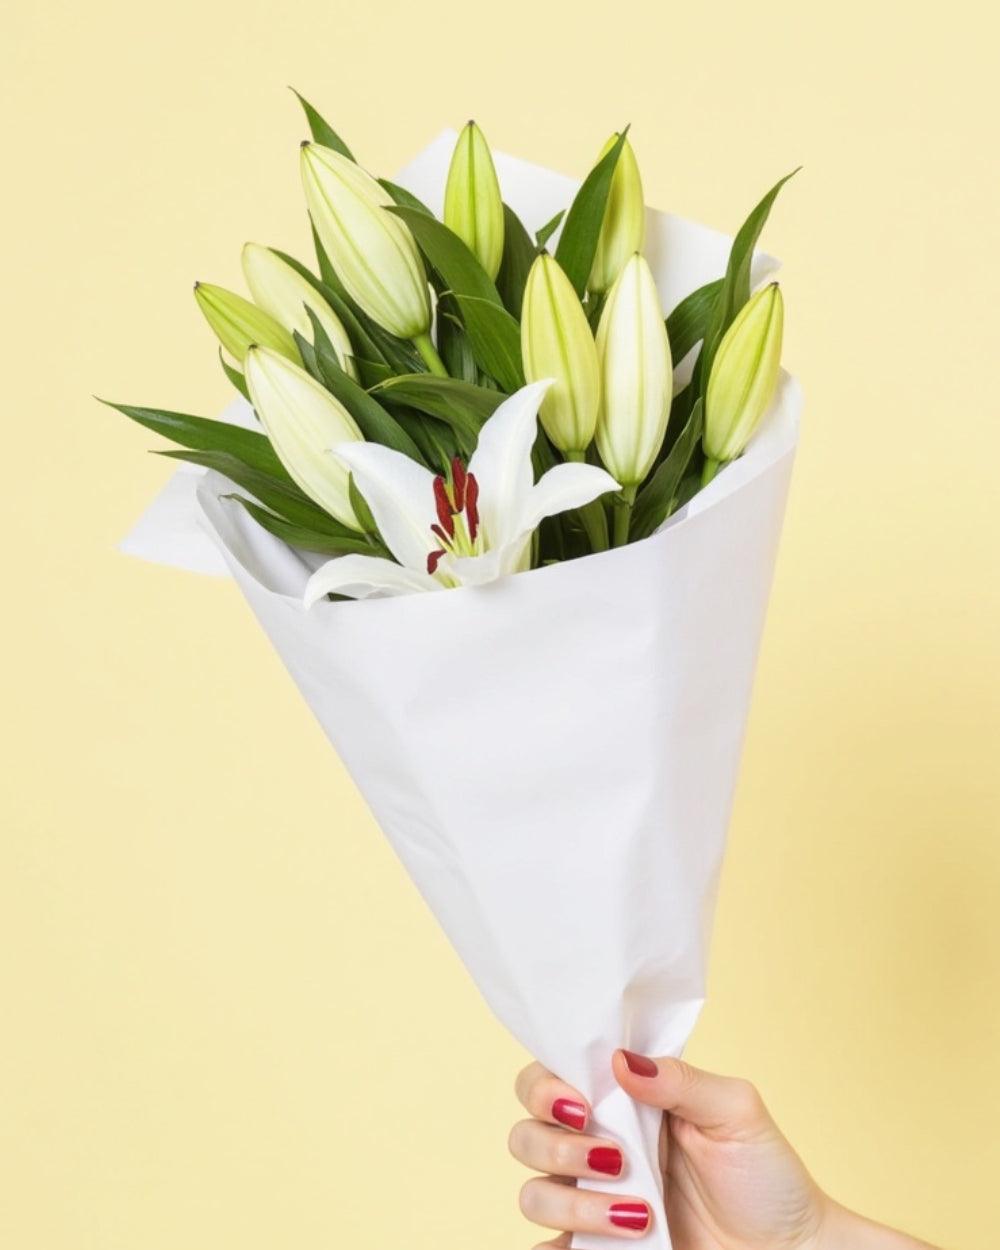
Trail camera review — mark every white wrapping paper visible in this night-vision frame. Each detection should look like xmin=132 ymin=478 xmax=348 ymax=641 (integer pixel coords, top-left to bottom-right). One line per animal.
xmin=122 ymin=134 xmax=800 ymax=1249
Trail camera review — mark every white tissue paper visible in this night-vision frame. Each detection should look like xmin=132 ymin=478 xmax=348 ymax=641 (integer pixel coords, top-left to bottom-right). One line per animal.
xmin=123 ymin=132 xmax=800 ymax=1250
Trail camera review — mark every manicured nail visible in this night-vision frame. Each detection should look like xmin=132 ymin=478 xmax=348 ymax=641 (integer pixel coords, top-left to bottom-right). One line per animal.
xmin=621 ymin=1049 xmax=658 ymax=1078
xmin=588 ymin=1146 xmax=623 ymax=1176
xmin=552 ymin=1098 xmax=587 ymax=1130
xmin=609 ymin=1202 xmax=650 ymax=1231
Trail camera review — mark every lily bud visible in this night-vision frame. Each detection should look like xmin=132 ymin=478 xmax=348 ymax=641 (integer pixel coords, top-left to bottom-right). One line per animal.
xmin=194 ymin=282 xmax=298 ymax=364
xmin=521 ymin=254 xmax=600 ymax=454
xmin=242 ymin=243 xmax=357 ymax=380
xmin=595 ymin=254 xmax=672 ymax=486
xmin=244 ymin=346 xmax=364 ymax=530
xmin=704 ymin=283 xmax=784 ymax=465
xmin=443 ymin=121 xmax=505 ymax=281
xmin=588 ymin=134 xmax=645 ymax=296
xmin=300 ymin=143 xmax=431 ymax=340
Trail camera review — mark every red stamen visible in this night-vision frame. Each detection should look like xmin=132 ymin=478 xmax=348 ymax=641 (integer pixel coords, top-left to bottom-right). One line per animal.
xmin=451 ymin=456 xmax=467 ymax=511
xmin=465 ymin=472 xmax=480 ymax=542
xmin=427 ymin=548 xmax=445 ymax=575
xmin=431 ymin=522 xmax=450 ymax=544
xmin=433 ymin=475 xmax=455 ymax=537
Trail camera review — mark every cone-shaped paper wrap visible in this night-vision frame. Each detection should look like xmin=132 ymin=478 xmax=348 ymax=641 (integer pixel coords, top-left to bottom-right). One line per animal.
xmin=122 ymin=134 xmax=800 ymax=1250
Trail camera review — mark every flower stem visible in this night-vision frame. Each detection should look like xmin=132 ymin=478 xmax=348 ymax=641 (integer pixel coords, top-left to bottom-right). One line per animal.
xmin=612 ymin=484 xmax=637 ymax=547
xmin=701 ymin=456 xmax=721 ymax=486
xmin=567 ymin=450 xmax=609 ymax=552
xmin=413 ymin=332 xmax=449 ymax=378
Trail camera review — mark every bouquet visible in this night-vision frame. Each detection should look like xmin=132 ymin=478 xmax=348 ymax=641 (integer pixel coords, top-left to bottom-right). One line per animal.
xmin=110 ymin=95 xmax=800 ymax=1250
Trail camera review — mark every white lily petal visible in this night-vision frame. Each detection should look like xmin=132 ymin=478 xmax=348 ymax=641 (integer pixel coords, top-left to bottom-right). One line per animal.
xmin=467 ymin=378 xmax=554 ymax=547
xmin=332 ymin=441 xmax=437 ymax=572
xmin=304 ymin=553 xmax=442 ymax=605
xmin=443 ymin=545 xmax=506 ymax=587
xmin=519 ymin=461 xmax=620 ymax=535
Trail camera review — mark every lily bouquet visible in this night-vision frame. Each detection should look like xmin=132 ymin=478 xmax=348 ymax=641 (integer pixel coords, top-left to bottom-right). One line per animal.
xmin=112 ymin=95 xmax=800 ymax=1250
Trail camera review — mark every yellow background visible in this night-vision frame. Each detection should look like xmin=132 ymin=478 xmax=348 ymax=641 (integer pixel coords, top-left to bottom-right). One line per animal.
xmin=2 ymin=2 xmax=997 ymax=1246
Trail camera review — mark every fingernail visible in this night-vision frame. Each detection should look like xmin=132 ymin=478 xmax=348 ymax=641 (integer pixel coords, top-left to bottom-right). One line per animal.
xmin=588 ymin=1146 xmax=623 ymax=1176
xmin=552 ymin=1098 xmax=587 ymax=1130
xmin=621 ymin=1049 xmax=659 ymax=1078
xmin=609 ymin=1202 xmax=650 ymax=1231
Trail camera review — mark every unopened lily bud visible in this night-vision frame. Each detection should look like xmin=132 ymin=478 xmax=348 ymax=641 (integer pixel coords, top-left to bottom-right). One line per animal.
xmin=588 ymin=134 xmax=645 ymax=296
xmin=194 ymin=282 xmax=298 ymax=364
xmin=300 ymin=143 xmax=431 ymax=340
xmin=244 ymin=346 xmax=364 ymax=530
xmin=521 ymin=254 xmax=600 ymax=454
xmin=595 ymin=254 xmax=672 ymax=486
xmin=704 ymin=282 xmax=784 ymax=466
xmin=242 ymin=243 xmax=357 ymax=380
xmin=443 ymin=121 xmax=505 ymax=281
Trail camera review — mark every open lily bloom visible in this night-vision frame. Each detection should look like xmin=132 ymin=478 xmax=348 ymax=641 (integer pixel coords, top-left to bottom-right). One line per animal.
xmin=303 ymin=380 xmax=619 ymax=603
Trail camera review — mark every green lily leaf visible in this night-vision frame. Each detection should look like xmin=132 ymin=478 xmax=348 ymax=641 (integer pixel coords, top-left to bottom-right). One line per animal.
xmin=496 ymin=203 xmax=536 ymax=319
xmin=672 ymin=469 xmax=704 ymax=513
xmin=218 ymin=349 xmax=250 ymax=401
xmin=697 ymin=168 xmax=799 ymax=389
xmin=354 ymin=358 xmax=394 ymax=387
xmin=631 ymin=400 xmax=704 ymax=540
xmin=392 ymin=410 xmax=459 ymax=472
xmin=665 ymin=279 xmax=723 ymax=365
xmin=388 ymin=204 xmax=503 ymax=306
xmin=291 ymin=89 xmax=355 ymax=161
xmin=304 ymin=230 xmax=424 ymax=377
xmin=386 ymin=205 xmax=524 ymax=389
xmin=535 ymin=209 xmax=565 ymax=250
xmin=294 ymin=322 xmax=426 ymax=464
xmin=310 ymin=221 xmax=343 ymax=291
xmin=436 ymin=307 xmax=479 ymax=384
xmin=223 ymin=493 xmax=375 ymax=556
xmin=451 ymin=293 xmax=523 ymax=392
xmin=373 ymin=373 xmax=504 ymax=451
xmin=294 ymin=333 xmax=324 ymax=385
xmin=156 ymin=447 xmax=348 ymax=535
xmin=273 ymin=245 xmax=385 ymax=369
xmin=378 ymin=178 xmax=434 ymax=215
xmin=103 ymin=400 xmax=290 ymax=481
xmin=348 ymin=472 xmax=379 ymax=537
xmin=554 ymin=129 xmax=628 ymax=297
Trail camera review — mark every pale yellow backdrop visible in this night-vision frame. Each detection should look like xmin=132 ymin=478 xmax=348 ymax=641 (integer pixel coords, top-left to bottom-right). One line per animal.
xmin=2 ymin=1 xmax=997 ymax=1247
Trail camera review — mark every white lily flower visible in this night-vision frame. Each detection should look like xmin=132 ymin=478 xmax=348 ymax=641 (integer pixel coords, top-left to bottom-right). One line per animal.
xmin=303 ymin=380 xmax=620 ymax=603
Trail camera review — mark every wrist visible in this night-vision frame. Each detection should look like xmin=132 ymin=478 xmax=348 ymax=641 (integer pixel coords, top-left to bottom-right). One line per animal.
xmin=814 ymin=1197 xmax=937 ymax=1250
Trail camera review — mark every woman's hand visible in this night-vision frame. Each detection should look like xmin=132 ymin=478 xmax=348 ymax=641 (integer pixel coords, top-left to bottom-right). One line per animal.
xmin=510 ymin=1051 xmax=936 ymax=1249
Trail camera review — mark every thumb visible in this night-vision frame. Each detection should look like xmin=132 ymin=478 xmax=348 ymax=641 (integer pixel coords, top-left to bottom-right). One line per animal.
xmin=612 ymin=1049 xmax=772 ymax=1137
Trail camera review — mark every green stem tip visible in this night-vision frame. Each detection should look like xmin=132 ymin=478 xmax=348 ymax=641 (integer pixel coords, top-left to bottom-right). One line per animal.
xmin=413 ymin=332 xmax=449 ymax=378
xmin=566 ymin=449 xmax=610 ymax=552
xmin=612 ymin=483 xmax=637 ymax=548
xmin=701 ymin=456 xmax=721 ymax=487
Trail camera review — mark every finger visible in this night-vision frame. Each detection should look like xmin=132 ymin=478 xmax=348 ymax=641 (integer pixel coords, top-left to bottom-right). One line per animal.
xmin=520 ymin=1177 xmax=652 ymax=1238
xmin=612 ymin=1050 xmax=771 ymax=1137
xmin=532 ymin=1236 xmax=571 ymax=1249
xmin=516 ymin=1061 xmax=591 ymax=1131
xmin=509 ymin=1119 xmax=625 ymax=1179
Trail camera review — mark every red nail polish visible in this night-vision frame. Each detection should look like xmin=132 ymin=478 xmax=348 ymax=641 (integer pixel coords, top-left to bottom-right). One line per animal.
xmin=621 ymin=1049 xmax=659 ymax=1078
xmin=552 ymin=1098 xmax=587 ymax=1130
xmin=588 ymin=1146 xmax=623 ymax=1176
xmin=609 ymin=1202 xmax=650 ymax=1231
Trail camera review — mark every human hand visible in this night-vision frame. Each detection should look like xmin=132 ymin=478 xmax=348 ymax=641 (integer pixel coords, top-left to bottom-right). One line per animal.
xmin=510 ymin=1051 xmax=936 ymax=1249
